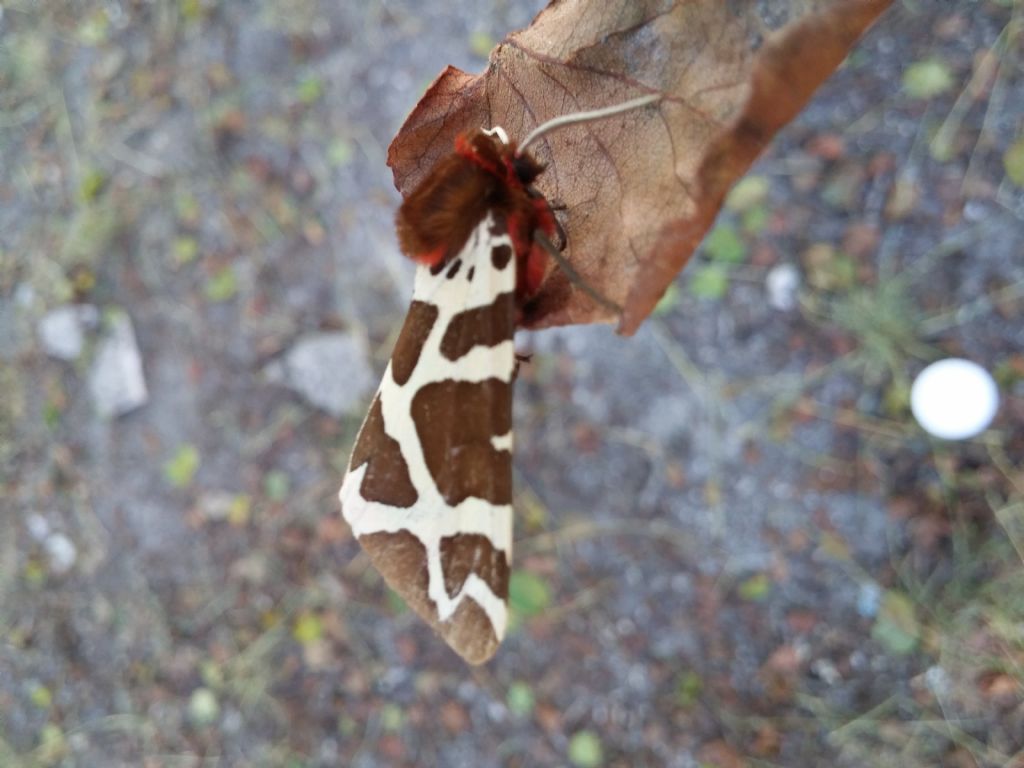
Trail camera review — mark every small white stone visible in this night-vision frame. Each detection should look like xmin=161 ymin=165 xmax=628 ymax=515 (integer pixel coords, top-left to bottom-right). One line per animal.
xmin=910 ymin=358 xmax=999 ymax=440
xmin=26 ymin=514 xmax=51 ymax=541
xmin=811 ymin=658 xmax=841 ymax=685
xmin=266 ymin=332 xmax=374 ymax=417
xmin=36 ymin=304 xmax=98 ymax=360
xmin=38 ymin=306 xmax=86 ymax=360
xmin=197 ymin=492 xmax=236 ymax=522
xmin=766 ymin=263 xmax=800 ymax=311
xmin=44 ymin=533 xmax=77 ymax=574
xmin=856 ymin=582 xmax=881 ymax=618
xmin=924 ymin=665 xmax=952 ymax=698
xmin=89 ymin=311 xmax=148 ymax=417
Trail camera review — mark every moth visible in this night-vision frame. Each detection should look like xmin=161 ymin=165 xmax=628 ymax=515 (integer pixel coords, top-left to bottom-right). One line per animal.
xmin=339 ymin=97 xmax=659 ymax=664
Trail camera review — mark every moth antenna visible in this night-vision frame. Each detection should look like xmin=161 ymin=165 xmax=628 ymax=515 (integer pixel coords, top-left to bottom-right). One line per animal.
xmin=518 ymin=93 xmax=662 ymax=154
xmin=533 ymin=229 xmax=622 ymax=316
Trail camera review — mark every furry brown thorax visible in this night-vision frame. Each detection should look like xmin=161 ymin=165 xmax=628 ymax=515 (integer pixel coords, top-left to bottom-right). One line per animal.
xmin=395 ymin=129 xmax=547 ymax=272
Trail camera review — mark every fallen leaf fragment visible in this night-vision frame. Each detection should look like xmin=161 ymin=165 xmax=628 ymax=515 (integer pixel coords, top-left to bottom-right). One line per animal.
xmin=389 ymin=0 xmax=893 ymax=334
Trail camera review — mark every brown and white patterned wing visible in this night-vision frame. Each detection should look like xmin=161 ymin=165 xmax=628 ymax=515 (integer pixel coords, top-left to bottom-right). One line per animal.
xmin=339 ymin=213 xmax=516 ymax=664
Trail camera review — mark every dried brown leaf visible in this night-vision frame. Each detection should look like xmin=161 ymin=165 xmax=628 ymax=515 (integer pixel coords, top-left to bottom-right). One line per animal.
xmin=388 ymin=0 xmax=892 ymax=334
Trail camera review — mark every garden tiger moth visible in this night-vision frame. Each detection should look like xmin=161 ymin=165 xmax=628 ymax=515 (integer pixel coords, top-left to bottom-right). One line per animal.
xmin=339 ymin=96 xmax=660 ymax=664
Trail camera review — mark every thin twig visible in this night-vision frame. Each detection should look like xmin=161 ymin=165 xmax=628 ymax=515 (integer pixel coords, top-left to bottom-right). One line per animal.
xmin=534 ymin=229 xmax=623 ymax=316
xmin=518 ymin=94 xmax=662 ymax=153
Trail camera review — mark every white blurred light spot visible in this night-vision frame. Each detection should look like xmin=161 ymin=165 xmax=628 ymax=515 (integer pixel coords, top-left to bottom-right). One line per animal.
xmin=910 ymin=358 xmax=999 ymax=440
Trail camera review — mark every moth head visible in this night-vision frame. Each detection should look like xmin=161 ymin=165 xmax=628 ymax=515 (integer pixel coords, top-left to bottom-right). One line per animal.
xmin=481 ymin=126 xmax=544 ymax=184
xmin=511 ymin=152 xmax=545 ymax=187
xmin=459 ymin=128 xmax=544 ymax=190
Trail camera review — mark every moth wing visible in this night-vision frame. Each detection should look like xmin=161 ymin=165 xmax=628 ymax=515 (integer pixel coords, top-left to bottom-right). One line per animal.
xmin=339 ymin=213 xmax=517 ymax=664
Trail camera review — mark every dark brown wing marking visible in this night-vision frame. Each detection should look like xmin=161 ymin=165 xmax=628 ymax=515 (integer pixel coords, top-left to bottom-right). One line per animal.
xmin=390 ymin=300 xmax=439 ymax=386
xmin=411 ymin=378 xmax=512 ymax=506
xmin=359 ymin=529 xmax=501 ymax=665
xmin=439 ymin=292 xmax=516 ymax=362
xmin=491 ymin=243 xmax=513 ymax=270
xmin=348 ymin=396 xmax=418 ymax=507
xmin=440 ymin=533 xmax=510 ymax=601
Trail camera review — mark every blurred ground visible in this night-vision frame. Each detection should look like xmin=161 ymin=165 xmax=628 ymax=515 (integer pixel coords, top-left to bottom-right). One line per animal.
xmin=2 ymin=1 xmax=1023 ymax=767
